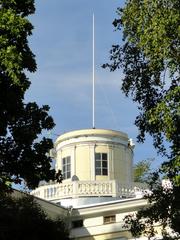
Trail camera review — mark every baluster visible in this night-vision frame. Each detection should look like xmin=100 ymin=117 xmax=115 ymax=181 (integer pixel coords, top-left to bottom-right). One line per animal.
xmin=87 ymin=183 xmax=90 ymax=194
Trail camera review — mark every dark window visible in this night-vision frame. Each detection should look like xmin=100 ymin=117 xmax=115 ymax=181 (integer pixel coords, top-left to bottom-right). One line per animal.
xmin=72 ymin=220 xmax=83 ymax=228
xmin=62 ymin=156 xmax=71 ymax=179
xmin=103 ymin=168 xmax=108 ymax=175
xmin=104 ymin=215 xmax=116 ymax=224
xmin=95 ymin=153 xmax=108 ymax=176
xmin=102 ymin=153 xmax=107 ymax=160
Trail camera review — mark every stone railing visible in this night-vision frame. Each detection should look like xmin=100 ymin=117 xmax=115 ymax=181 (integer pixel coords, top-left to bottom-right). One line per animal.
xmin=31 ymin=180 xmax=147 ymax=201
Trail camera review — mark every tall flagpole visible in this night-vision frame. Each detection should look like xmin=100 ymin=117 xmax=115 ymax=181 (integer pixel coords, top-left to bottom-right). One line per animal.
xmin=92 ymin=14 xmax=95 ymax=129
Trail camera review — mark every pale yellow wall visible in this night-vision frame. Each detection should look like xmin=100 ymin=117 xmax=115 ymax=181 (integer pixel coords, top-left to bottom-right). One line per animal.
xmin=75 ymin=145 xmax=91 ymax=180
xmin=92 ymin=231 xmax=131 ymax=240
xmin=61 ymin=147 xmax=72 ymax=158
xmin=56 ymin=146 xmax=72 ymax=170
xmin=84 ymin=216 xmax=103 ymax=227
xmin=95 ymin=145 xmax=108 ymax=152
xmin=71 ymin=230 xmax=131 ymax=240
xmin=56 ymin=143 xmax=133 ymax=183
xmin=95 ymin=175 xmax=108 ymax=181
xmin=56 ymin=151 xmax=61 ymax=171
xmin=126 ymin=149 xmax=133 ymax=182
xmin=113 ymin=146 xmax=126 ymax=182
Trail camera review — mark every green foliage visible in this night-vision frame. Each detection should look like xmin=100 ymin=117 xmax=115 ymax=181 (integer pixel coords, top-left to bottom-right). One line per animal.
xmin=104 ymin=0 xmax=180 ymax=158
xmin=124 ymin=174 xmax=180 ymax=239
xmin=104 ymin=0 xmax=180 ymax=238
xmin=0 ymin=194 xmax=69 ymax=240
xmin=0 ymin=0 xmax=57 ymax=191
xmin=134 ymin=158 xmax=153 ymax=183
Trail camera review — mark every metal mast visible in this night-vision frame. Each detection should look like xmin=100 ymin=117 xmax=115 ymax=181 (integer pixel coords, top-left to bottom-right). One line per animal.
xmin=92 ymin=14 xmax=95 ymax=129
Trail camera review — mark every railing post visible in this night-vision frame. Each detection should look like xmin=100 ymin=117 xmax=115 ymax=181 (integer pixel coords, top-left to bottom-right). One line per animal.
xmin=72 ymin=181 xmax=78 ymax=198
xmin=112 ymin=180 xmax=117 ymax=197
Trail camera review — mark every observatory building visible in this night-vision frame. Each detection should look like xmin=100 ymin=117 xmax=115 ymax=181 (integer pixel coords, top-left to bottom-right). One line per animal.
xmin=31 ymin=128 xmax=146 ymax=207
xmin=31 ymin=128 xmax=151 ymax=240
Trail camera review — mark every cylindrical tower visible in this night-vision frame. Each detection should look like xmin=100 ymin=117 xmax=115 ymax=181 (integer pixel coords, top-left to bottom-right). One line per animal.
xmin=54 ymin=129 xmax=134 ymax=184
xmin=31 ymin=128 xmax=140 ymax=207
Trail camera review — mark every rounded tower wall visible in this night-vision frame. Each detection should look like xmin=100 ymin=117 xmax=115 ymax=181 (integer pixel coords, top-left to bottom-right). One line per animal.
xmin=54 ymin=129 xmax=134 ymax=184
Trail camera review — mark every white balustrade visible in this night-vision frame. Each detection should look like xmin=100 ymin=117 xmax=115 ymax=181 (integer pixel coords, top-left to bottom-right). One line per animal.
xmin=31 ymin=180 xmax=147 ymax=201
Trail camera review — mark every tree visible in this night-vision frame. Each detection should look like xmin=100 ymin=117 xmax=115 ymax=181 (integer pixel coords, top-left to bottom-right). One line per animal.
xmin=0 ymin=0 xmax=60 ymax=191
xmin=0 ymin=194 xmax=69 ymax=240
xmin=103 ymin=0 xmax=180 ymax=238
xmin=0 ymin=1 xmax=67 ymax=237
xmin=133 ymin=158 xmax=153 ymax=183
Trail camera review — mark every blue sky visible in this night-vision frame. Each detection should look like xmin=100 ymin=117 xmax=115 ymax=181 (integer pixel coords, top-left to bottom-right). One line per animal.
xmin=25 ymin=0 xmax=161 ymax=167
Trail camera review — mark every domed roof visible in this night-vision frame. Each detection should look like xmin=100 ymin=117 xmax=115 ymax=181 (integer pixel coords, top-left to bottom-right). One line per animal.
xmin=55 ymin=128 xmax=129 ymax=147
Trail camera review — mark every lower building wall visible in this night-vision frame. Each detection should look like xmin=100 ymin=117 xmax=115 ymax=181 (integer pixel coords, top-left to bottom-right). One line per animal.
xmin=70 ymin=229 xmax=131 ymax=240
xmin=70 ymin=215 xmax=163 ymax=240
xmin=70 ymin=221 xmax=132 ymax=239
xmin=69 ymin=199 xmax=150 ymax=240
